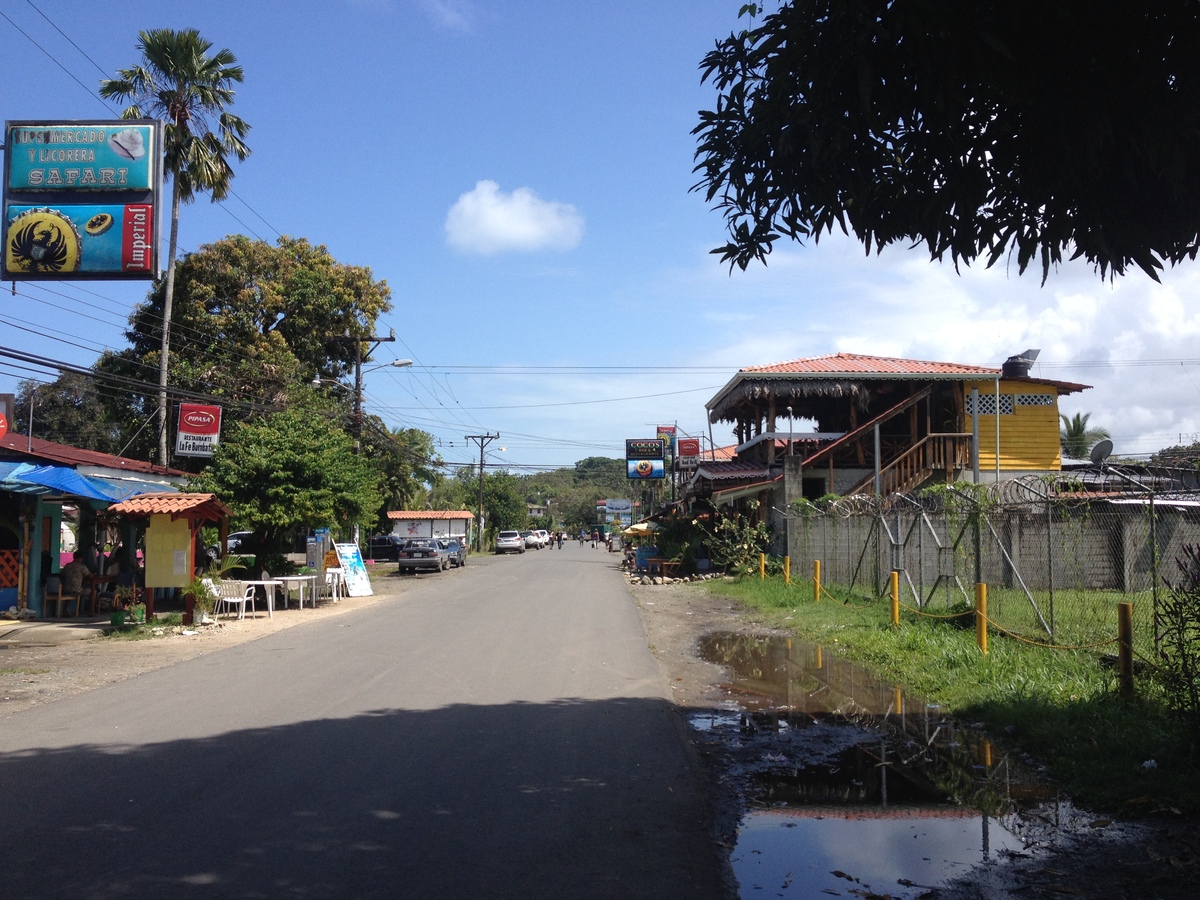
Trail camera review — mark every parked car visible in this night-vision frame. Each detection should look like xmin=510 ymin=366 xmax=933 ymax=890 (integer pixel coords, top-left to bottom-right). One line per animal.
xmin=495 ymin=530 xmax=525 ymax=554
xmin=521 ymin=530 xmax=540 ymax=550
xmin=534 ymin=529 xmax=550 ymax=547
xmin=396 ymin=538 xmax=449 ymax=573
xmin=206 ymin=531 xmax=254 ymax=560
xmin=442 ymin=539 xmax=467 ymax=567
xmin=367 ymin=534 xmax=403 ymax=562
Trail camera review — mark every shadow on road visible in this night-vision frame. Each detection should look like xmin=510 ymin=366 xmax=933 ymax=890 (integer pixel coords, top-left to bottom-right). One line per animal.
xmin=1 ymin=697 xmax=730 ymax=900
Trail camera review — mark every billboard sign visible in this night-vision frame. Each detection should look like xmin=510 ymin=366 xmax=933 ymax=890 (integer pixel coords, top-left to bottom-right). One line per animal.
xmin=175 ymin=403 xmax=222 ymax=457
xmin=627 ymin=458 xmax=665 ymax=479
xmin=3 ymin=119 xmax=163 ymax=280
xmin=677 ymin=437 xmax=701 ymax=468
xmin=625 ymin=438 xmax=665 ymax=460
xmin=604 ymin=497 xmax=632 ymax=528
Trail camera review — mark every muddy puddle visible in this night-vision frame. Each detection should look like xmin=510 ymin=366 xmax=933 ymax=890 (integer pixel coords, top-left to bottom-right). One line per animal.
xmin=693 ymin=632 xmax=1083 ymax=898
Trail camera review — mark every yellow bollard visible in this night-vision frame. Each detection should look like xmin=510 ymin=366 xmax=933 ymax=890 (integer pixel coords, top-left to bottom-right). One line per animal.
xmin=813 ymin=559 xmax=821 ymax=602
xmin=1117 ymin=602 xmax=1134 ymax=699
xmin=976 ymin=583 xmax=988 ymax=655
xmin=815 ymin=644 xmax=823 ymax=669
xmin=784 ymin=556 xmax=790 ymax=585
xmin=890 ymin=570 xmax=900 ymax=627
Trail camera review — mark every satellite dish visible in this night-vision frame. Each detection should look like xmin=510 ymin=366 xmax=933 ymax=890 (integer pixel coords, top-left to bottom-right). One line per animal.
xmin=1089 ymin=439 xmax=1113 ymax=465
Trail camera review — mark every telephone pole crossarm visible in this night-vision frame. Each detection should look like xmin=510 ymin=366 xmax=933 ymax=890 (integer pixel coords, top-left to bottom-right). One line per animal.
xmin=465 ymin=433 xmax=500 ymax=551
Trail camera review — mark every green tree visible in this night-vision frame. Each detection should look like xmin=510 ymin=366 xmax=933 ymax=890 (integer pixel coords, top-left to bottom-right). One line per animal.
xmin=12 ymin=374 xmax=123 ymax=454
xmin=694 ymin=2 xmax=1200 ymax=281
xmin=1150 ymin=441 xmax=1200 ymax=469
xmin=100 ymin=28 xmax=251 ymax=464
xmin=1059 ymin=412 xmax=1111 ymax=460
xmin=482 ymin=471 xmax=528 ymax=533
xmin=96 ymin=235 xmax=392 ymax=463
xmin=361 ymin=421 xmax=441 ymax=533
xmin=192 ymin=402 xmax=381 ymax=570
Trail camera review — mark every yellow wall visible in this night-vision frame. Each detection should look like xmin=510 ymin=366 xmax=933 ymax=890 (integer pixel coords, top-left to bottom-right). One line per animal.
xmin=144 ymin=513 xmax=193 ymax=588
xmin=965 ymin=380 xmax=1062 ymax=471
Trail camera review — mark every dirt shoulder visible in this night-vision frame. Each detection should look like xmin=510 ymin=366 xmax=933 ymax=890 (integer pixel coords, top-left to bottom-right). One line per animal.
xmin=1 ymin=585 xmax=393 ymax=716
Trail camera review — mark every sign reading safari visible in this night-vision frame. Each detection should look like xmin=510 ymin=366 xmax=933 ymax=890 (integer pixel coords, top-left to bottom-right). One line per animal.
xmin=3 ymin=120 xmax=163 ymax=280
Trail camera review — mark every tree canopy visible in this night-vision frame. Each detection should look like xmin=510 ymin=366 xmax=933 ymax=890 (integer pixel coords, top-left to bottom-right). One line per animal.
xmin=94 ymin=234 xmax=393 ymax=461
xmin=192 ymin=402 xmax=381 ymax=567
xmin=694 ymin=1 xmax=1200 ymax=281
xmin=100 ymin=28 xmax=251 ymax=462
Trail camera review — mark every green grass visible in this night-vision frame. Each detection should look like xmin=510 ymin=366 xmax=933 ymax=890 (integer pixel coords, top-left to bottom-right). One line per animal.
xmin=100 ymin=612 xmax=184 ymax=640
xmin=0 ymin=667 xmax=50 ymax=676
xmin=700 ymin=575 xmax=1200 ymax=816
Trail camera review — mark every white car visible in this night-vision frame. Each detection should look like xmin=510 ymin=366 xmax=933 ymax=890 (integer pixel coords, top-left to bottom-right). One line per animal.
xmin=534 ymin=529 xmax=550 ymax=547
xmin=495 ymin=530 xmax=525 ymax=554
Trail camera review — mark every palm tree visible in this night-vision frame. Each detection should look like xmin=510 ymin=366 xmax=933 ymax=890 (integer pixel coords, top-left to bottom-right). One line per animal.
xmin=1060 ymin=412 xmax=1111 ymax=460
xmin=100 ymin=29 xmax=251 ymax=465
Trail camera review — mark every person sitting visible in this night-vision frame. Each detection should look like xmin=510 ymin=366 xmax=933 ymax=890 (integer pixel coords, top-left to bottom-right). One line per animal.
xmin=60 ymin=551 xmax=89 ymax=597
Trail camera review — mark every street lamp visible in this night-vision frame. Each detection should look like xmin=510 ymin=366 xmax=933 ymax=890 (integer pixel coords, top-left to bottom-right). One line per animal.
xmin=312 ymin=359 xmax=413 ymax=454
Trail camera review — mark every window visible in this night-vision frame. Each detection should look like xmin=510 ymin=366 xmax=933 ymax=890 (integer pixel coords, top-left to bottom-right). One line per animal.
xmin=967 ymin=394 xmax=1013 ymax=416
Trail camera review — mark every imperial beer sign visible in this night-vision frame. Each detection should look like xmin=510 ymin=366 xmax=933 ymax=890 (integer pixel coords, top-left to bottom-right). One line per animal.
xmin=175 ymin=403 xmax=222 ymax=458
xmin=2 ymin=119 xmax=164 ymax=280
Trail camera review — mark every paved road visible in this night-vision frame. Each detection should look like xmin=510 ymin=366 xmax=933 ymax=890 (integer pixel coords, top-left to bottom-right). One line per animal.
xmin=0 ymin=542 xmax=729 ymax=899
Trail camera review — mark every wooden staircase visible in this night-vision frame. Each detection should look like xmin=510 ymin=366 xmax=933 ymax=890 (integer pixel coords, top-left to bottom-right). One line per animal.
xmin=798 ymin=386 xmax=972 ymax=496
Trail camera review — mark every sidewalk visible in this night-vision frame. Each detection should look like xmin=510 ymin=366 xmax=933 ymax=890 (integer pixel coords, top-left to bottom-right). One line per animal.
xmin=0 ymin=616 xmax=111 ymax=646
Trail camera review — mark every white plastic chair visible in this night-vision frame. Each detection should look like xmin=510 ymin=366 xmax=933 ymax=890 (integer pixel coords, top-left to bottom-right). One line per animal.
xmin=322 ymin=568 xmax=345 ymax=602
xmin=214 ymin=580 xmax=255 ymax=620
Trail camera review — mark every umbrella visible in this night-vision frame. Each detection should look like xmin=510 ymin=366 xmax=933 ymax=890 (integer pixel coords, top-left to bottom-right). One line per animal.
xmin=623 ymin=521 xmax=661 ymax=537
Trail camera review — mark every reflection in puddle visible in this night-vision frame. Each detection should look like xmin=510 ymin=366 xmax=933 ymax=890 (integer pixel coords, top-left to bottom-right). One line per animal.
xmin=695 ymin=632 xmax=1047 ymax=898
xmin=735 ymin=809 xmax=1022 ymax=899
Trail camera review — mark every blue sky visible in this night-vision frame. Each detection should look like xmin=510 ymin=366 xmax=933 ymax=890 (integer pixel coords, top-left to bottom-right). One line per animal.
xmin=3 ymin=0 xmax=1199 ymax=471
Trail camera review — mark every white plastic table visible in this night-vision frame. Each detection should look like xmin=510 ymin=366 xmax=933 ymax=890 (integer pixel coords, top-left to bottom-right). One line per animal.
xmin=238 ymin=580 xmax=282 ymax=618
xmin=278 ymin=574 xmax=318 ymax=609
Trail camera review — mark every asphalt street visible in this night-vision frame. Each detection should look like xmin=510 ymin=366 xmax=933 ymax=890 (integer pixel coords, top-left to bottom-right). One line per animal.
xmin=0 ymin=542 xmax=729 ymax=899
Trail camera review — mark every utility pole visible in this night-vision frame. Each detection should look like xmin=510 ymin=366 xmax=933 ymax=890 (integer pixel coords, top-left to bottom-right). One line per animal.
xmin=325 ymin=328 xmax=396 ymax=454
xmin=325 ymin=328 xmax=395 ymax=547
xmin=465 ymin=433 xmax=500 ymax=551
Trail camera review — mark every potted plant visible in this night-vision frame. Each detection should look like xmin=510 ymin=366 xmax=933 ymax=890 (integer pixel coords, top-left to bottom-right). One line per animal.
xmin=109 ymin=584 xmax=134 ymax=627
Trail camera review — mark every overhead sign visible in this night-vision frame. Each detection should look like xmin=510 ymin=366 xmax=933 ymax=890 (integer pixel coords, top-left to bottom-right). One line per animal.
xmin=175 ymin=403 xmax=222 ymax=457
xmin=678 ymin=437 xmax=700 ymax=468
xmin=627 ymin=458 xmax=665 ymax=479
xmin=3 ymin=119 xmax=163 ymax=280
xmin=625 ymin=438 xmax=665 ymax=460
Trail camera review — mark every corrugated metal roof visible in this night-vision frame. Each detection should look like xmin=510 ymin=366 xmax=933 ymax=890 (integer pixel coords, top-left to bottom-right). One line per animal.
xmin=387 ymin=509 xmax=475 ymax=520
xmin=743 ymin=352 xmax=1000 ymax=377
xmin=0 ymin=433 xmax=185 ymax=475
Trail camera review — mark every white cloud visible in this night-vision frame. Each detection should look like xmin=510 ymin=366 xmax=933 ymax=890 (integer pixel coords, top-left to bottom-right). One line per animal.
xmin=445 ymin=180 xmax=584 ymax=255
xmin=414 ymin=0 xmax=475 ymax=30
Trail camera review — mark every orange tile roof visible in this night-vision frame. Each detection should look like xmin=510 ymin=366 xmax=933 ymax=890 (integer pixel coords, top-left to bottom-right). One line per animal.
xmin=743 ymin=352 xmax=1000 ymax=377
xmin=107 ymin=492 xmax=231 ymax=520
xmin=387 ymin=509 xmax=475 ymax=520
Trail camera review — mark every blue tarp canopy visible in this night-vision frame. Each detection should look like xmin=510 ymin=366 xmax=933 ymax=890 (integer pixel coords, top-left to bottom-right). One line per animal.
xmin=0 ymin=462 xmax=120 ymax=501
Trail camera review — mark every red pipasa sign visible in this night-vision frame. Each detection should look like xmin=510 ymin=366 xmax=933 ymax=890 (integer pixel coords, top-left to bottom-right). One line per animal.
xmin=175 ymin=403 xmax=221 ymax=457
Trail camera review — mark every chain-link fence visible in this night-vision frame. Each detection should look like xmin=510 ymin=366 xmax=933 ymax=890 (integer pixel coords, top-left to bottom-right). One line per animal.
xmin=785 ymin=477 xmax=1200 ymax=655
